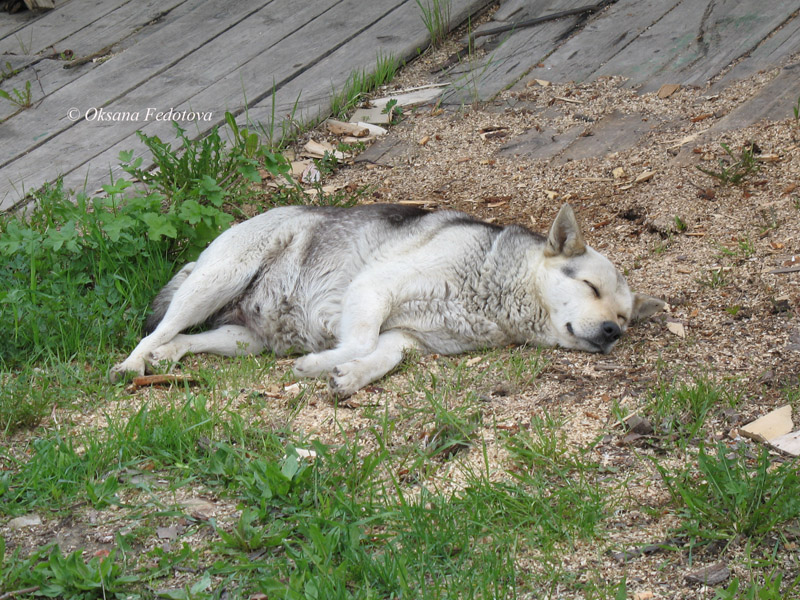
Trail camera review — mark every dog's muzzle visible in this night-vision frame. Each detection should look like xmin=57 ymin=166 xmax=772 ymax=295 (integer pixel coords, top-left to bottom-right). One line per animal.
xmin=567 ymin=320 xmax=622 ymax=353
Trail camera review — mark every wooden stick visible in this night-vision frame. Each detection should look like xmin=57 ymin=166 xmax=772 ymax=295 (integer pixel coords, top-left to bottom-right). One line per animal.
xmin=471 ymin=0 xmax=617 ymax=40
xmin=0 ymin=586 xmax=41 ymax=600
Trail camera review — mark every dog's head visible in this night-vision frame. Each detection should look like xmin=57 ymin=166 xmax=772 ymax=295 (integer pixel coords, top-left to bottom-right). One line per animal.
xmin=536 ymin=204 xmax=665 ymax=354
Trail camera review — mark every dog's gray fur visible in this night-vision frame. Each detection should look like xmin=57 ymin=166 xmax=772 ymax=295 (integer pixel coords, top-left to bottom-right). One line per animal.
xmin=111 ymin=203 xmax=665 ymax=396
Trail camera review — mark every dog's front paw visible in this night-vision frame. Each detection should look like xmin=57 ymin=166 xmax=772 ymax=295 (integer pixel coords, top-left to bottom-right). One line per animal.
xmin=109 ymin=358 xmax=146 ymax=383
xmin=149 ymin=343 xmax=182 ymax=364
xmin=327 ymin=361 xmax=368 ymax=399
xmin=293 ymin=354 xmax=326 ymax=378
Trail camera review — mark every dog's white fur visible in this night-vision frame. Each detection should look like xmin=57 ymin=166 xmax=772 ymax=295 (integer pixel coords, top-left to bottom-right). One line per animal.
xmin=111 ymin=203 xmax=665 ymax=396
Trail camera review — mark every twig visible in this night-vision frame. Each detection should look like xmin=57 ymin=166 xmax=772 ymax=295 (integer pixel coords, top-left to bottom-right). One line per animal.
xmin=63 ymin=44 xmax=115 ymax=69
xmin=0 ymin=586 xmax=41 ymax=600
xmin=471 ymin=0 xmax=617 ymax=40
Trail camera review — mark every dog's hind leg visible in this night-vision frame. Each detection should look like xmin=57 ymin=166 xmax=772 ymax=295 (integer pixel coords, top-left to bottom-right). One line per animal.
xmin=327 ymin=330 xmax=419 ymax=398
xmin=149 ymin=325 xmax=266 ymax=364
xmin=110 ymin=258 xmax=261 ymax=381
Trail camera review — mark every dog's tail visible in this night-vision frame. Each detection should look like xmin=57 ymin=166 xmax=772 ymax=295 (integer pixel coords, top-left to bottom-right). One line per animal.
xmin=144 ymin=262 xmax=196 ymax=334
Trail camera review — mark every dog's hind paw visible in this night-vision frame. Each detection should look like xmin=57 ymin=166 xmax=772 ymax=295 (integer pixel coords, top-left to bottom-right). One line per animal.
xmin=109 ymin=358 xmax=146 ymax=383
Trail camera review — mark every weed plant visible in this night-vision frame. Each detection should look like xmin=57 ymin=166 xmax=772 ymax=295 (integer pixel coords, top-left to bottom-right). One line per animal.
xmin=696 ymin=142 xmax=759 ymax=186
xmin=656 ymin=442 xmax=800 ymax=544
xmin=643 ymin=375 xmax=740 ymax=445
xmin=0 ymin=80 xmax=32 ymax=108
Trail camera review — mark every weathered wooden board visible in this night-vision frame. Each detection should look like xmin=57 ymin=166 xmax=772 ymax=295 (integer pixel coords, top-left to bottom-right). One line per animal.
xmin=499 ymin=124 xmax=583 ymax=160
xmin=6 ymin=0 xmax=492 ymax=202
xmin=521 ymin=0 xmax=682 ymax=85
xmin=594 ymin=0 xmax=800 ymax=91
xmin=713 ymin=16 xmax=800 ymax=88
xmin=246 ymin=0 xmax=493 ymax=124
xmin=53 ymin=0 xmax=397 ymax=194
xmin=0 ymin=0 xmax=146 ymax=55
xmin=557 ymin=111 xmax=661 ymax=163
xmin=674 ymin=63 xmax=800 ymax=164
xmin=441 ymin=0 xmax=589 ymax=105
xmin=0 ymin=6 xmax=39 ymax=39
xmin=0 ymin=0 xmax=289 ymax=205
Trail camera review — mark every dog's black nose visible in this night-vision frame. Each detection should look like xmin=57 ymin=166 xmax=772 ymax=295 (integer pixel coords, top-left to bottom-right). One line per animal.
xmin=601 ymin=321 xmax=621 ymax=343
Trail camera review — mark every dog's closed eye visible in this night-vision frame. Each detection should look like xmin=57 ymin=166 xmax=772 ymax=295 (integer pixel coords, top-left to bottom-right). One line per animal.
xmin=584 ymin=280 xmax=600 ymax=298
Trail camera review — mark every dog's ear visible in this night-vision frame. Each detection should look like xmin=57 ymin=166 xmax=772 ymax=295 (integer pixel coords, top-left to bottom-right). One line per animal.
xmin=632 ymin=293 xmax=667 ymax=321
xmin=545 ymin=204 xmax=586 ymax=258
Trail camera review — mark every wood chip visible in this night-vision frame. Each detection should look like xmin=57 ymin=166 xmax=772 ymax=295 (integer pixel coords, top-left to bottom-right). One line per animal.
xmin=667 ymin=321 xmax=686 ymax=338
xmin=478 ymin=127 xmax=509 ymax=141
xmin=419 ymin=135 xmax=431 ymax=146
xmin=657 ymin=83 xmax=681 ymax=98
xmin=612 ymin=167 xmax=626 ymax=179
xmin=635 ymin=170 xmax=655 ymax=183
xmin=303 ymin=139 xmax=345 ymax=160
xmin=355 ymin=122 xmax=388 ymax=136
xmin=740 ymin=405 xmax=793 ymax=442
xmin=325 ymin=119 xmax=369 ymax=137
xmin=770 ymin=430 xmax=800 ymax=456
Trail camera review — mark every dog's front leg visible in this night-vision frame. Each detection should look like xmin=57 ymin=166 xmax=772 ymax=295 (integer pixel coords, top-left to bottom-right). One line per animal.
xmin=327 ymin=330 xmax=419 ymax=398
xmin=294 ymin=277 xmax=391 ymax=377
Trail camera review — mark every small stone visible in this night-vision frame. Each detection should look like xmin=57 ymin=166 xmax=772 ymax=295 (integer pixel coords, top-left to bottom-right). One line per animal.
xmin=8 ymin=514 xmax=42 ymax=529
xmin=685 ymin=562 xmax=730 ymax=585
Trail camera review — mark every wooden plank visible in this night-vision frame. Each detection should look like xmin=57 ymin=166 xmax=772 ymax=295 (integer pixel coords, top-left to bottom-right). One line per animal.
xmin=0 ymin=0 xmax=143 ymax=55
xmin=0 ymin=0 xmax=228 ymax=124
xmin=714 ymin=14 xmax=800 ymax=87
xmin=521 ymin=0 xmax=682 ymax=85
xmin=740 ymin=405 xmax=793 ymax=443
xmin=674 ymin=62 xmax=800 ymax=166
xmin=678 ymin=1 xmax=800 ymax=89
xmin=556 ymin=111 xmax=660 ymax=163
xmin=50 ymin=0 xmax=399 ymax=196
xmin=595 ymin=0 xmax=800 ymax=91
xmin=0 ymin=6 xmax=40 ymax=39
xmin=0 ymin=0 xmax=286 ymax=206
xmin=441 ymin=0 xmax=590 ymax=104
xmin=499 ymin=124 xmax=583 ymax=160
xmin=248 ymin=0 xmax=493 ymax=122
xmin=53 ymin=0 xmax=490 ymax=197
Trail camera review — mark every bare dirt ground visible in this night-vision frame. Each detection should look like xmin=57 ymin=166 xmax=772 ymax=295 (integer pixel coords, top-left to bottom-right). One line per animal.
xmin=4 ymin=28 xmax=800 ymax=600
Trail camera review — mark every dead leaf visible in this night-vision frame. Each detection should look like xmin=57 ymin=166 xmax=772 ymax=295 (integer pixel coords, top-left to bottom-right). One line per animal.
xmin=325 ymin=119 xmax=369 ymax=137
xmin=690 ymin=113 xmax=713 ymax=123
xmin=666 ymin=321 xmax=686 ymax=338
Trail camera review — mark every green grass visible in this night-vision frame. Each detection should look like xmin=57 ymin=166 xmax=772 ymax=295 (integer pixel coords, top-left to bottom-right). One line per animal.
xmin=656 ymin=442 xmax=800 ymax=545
xmin=328 ymin=52 xmax=400 ymax=120
xmin=416 ymin=0 xmax=451 ymax=48
xmin=3 ymin=69 xmax=800 ymax=600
